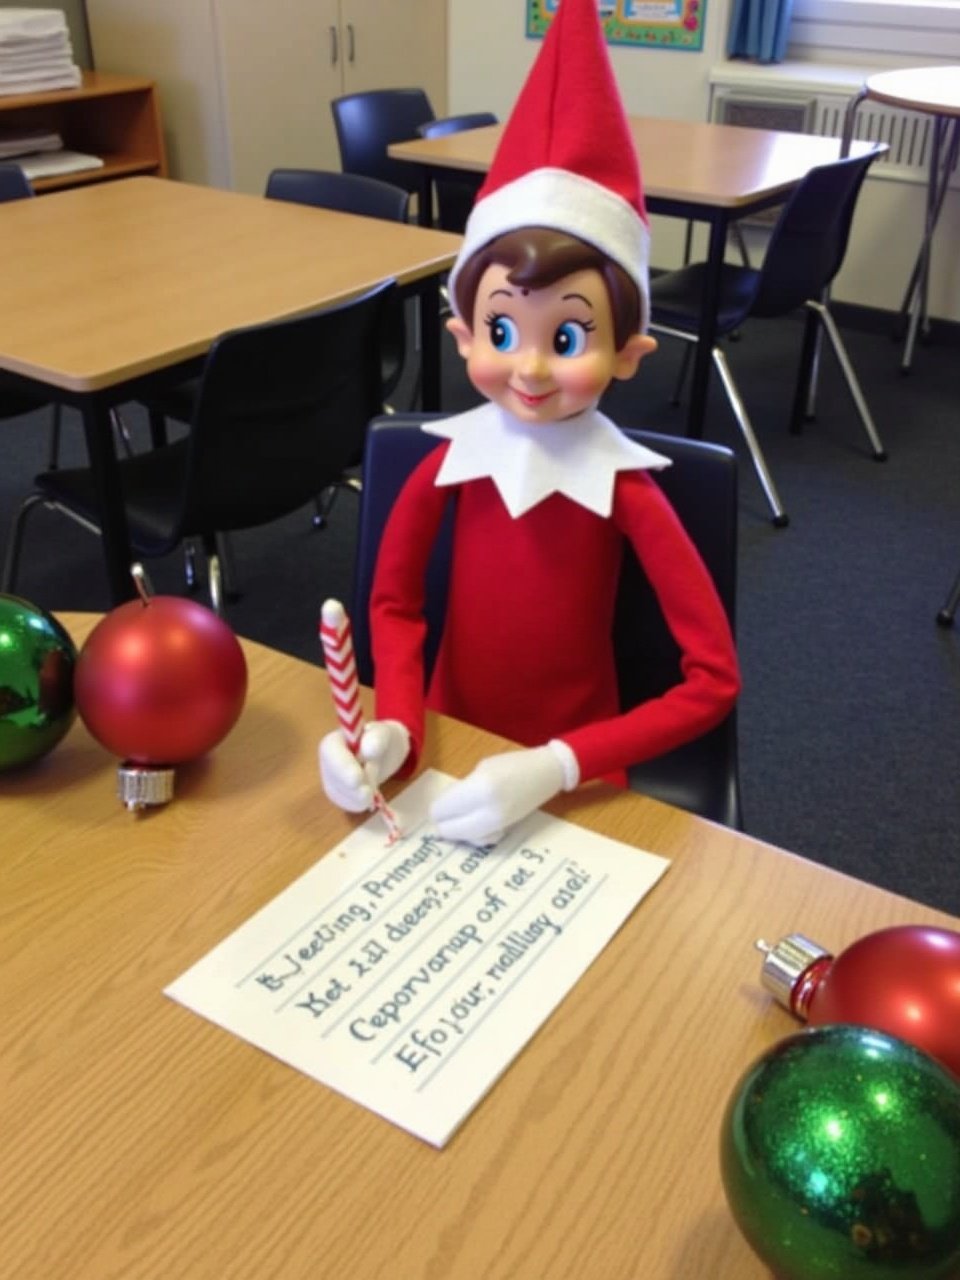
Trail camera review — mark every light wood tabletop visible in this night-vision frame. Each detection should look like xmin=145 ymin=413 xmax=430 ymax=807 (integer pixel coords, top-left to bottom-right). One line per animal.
xmin=862 ymin=65 xmax=960 ymax=118
xmin=0 ymin=176 xmax=461 ymax=393
xmin=388 ymin=116 xmax=880 ymax=211
xmin=3 ymin=613 xmax=956 ymax=1279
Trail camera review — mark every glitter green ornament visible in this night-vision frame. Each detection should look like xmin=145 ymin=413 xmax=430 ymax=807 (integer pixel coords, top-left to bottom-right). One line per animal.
xmin=720 ymin=1025 xmax=960 ymax=1280
xmin=0 ymin=594 xmax=77 ymax=771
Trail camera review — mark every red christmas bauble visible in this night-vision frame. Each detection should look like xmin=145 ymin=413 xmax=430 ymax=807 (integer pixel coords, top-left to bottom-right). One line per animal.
xmin=807 ymin=925 xmax=960 ymax=1080
xmin=74 ymin=596 xmax=247 ymax=764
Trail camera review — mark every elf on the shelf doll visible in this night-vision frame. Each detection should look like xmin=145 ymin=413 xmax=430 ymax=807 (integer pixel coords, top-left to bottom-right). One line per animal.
xmin=321 ymin=0 xmax=740 ymax=844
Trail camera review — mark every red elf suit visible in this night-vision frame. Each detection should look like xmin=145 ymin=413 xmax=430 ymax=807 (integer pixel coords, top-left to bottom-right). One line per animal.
xmin=370 ymin=402 xmax=739 ymax=787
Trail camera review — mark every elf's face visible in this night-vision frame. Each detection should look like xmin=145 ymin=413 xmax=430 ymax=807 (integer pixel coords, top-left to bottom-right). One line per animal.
xmin=447 ymin=262 xmax=655 ymax=425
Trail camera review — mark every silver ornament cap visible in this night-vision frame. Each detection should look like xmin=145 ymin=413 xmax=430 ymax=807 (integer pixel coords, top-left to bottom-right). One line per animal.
xmin=117 ymin=761 xmax=175 ymax=811
xmin=755 ymin=933 xmax=832 ymax=1010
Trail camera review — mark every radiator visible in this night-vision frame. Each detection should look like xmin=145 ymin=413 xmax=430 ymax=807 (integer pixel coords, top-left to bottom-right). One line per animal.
xmin=710 ymin=84 xmax=953 ymax=188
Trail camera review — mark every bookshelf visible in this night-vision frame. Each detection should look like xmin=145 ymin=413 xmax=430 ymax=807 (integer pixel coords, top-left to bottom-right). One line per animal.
xmin=0 ymin=70 xmax=166 ymax=192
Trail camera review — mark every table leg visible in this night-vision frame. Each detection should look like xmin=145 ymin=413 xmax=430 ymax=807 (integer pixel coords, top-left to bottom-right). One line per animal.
xmin=420 ymin=276 xmax=442 ymax=411
xmin=900 ymin=115 xmax=960 ymax=372
xmin=686 ymin=214 xmax=727 ymax=439
xmin=416 ymin=168 xmax=432 ymax=228
xmin=81 ymin=398 xmax=136 ymax=604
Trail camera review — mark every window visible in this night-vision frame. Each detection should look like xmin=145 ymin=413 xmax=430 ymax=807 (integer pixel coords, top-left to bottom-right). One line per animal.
xmin=790 ymin=0 xmax=960 ymax=57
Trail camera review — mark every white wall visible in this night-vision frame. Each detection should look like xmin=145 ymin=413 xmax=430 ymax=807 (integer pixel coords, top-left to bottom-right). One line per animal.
xmin=447 ymin=2 xmax=960 ymax=321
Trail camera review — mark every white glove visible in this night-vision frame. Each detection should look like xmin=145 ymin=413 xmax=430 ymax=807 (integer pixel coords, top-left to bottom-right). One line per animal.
xmin=319 ymin=720 xmax=411 ymax=813
xmin=430 ymin=740 xmax=579 ymax=845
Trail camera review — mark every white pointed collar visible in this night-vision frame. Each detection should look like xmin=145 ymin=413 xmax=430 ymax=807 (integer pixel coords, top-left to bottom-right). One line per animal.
xmin=423 ymin=402 xmax=671 ymax=519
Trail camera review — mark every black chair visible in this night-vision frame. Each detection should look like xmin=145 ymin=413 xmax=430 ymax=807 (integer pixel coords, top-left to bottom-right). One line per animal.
xmin=331 ymin=88 xmax=435 ymax=201
xmin=416 ymin=112 xmax=497 ymax=232
xmin=2 ymin=283 xmax=394 ymax=612
xmin=140 ymin=171 xmax=412 ymax=583
xmin=350 ymin=414 xmax=742 ymax=829
xmin=649 ymin=149 xmax=886 ymax=528
xmin=266 ymin=169 xmax=410 ymax=408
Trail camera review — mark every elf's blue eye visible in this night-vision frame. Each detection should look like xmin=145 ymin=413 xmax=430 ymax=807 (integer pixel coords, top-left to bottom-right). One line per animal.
xmin=488 ymin=315 xmax=519 ymax=352
xmin=554 ymin=321 xmax=588 ymax=357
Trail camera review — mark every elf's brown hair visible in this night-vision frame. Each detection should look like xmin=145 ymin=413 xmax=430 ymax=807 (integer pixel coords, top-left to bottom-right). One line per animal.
xmin=452 ymin=227 xmax=642 ymax=347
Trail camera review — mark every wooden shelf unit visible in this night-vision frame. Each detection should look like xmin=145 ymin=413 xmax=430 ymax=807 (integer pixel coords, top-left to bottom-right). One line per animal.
xmin=0 ymin=70 xmax=167 ymax=192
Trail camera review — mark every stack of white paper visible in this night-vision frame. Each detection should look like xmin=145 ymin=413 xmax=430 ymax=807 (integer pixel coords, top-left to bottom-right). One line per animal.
xmin=0 ymin=126 xmax=62 ymax=156
xmin=0 ymin=9 xmax=82 ymax=96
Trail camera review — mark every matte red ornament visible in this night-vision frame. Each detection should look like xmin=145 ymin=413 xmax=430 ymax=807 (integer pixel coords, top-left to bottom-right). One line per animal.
xmin=757 ymin=925 xmax=960 ymax=1080
xmin=75 ymin=590 xmax=247 ymax=808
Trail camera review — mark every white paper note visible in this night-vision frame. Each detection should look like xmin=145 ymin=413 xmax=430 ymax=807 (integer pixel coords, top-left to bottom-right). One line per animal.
xmin=166 ymin=769 xmax=670 ymax=1147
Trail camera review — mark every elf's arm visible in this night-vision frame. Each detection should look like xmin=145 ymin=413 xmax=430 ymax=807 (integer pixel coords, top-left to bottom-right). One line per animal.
xmin=559 ymin=469 xmax=740 ymax=782
xmin=369 ymin=443 xmax=453 ymax=773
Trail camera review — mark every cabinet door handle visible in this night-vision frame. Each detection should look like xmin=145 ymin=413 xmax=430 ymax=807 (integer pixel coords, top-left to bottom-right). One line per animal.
xmin=330 ymin=25 xmax=339 ymax=65
xmin=346 ymin=22 xmax=355 ymax=62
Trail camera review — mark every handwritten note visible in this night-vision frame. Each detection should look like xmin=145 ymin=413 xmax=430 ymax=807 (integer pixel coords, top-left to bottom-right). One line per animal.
xmin=165 ymin=769 xmax=670 ymax=1147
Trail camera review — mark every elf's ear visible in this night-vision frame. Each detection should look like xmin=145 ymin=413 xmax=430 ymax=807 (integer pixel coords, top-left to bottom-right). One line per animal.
xmin=446 ymin=315 xmax=474 ymax=359
xmin=612 ymin=333 xmax=657 ymax=382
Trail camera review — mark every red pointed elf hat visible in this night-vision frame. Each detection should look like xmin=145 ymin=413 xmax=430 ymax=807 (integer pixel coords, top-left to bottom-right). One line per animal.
xmin=448 ymin=0 xmax=650 ymax=329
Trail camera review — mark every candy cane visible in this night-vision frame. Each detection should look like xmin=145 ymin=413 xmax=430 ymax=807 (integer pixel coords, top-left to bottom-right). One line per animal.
xmin=320 ymin=599 xmax=400 ymax=842
xmin=320 ymin=599 xmax=363 ymax=753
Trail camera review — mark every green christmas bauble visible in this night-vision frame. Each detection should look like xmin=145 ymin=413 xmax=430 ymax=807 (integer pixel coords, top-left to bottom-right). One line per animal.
xmin=721 ymin=1025 xmax=960 ymax=1280
xmin=0 ymin=594 xmax=77 ymax=772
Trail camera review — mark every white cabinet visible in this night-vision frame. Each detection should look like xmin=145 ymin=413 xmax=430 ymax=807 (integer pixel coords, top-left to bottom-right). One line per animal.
xmin=86 ymin=0 xmax=447 ymax=192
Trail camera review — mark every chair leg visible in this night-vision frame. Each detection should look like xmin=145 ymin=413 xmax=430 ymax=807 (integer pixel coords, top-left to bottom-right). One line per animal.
xmin=313 ymin=484 xmax=339 ymax=530
xmin=207 ymin=551 xmax=224 ymax=616
xmin=806 ymin=300 xmax=887 ymax=461
xmin=110 ymin=408 xmax=135 ymax=458
xmin=46 ymin=405 xmax=64 ymax=470
xmin=184 ymin=540 xmax=199 ymax=590
xmin=670 ymin=346 xmax=693 ymax=407
xmin=711 ymin=346 xmax=789 ymax=528
xmin=148 ymin=410 xmax=169 ymax=449
xmin=1 ymin=494 xmax=49 ymax=592
xmin=936 ymin=564 xmax=960 ymax=628
xmin=216 ymin=532 xmax=240 ymax=600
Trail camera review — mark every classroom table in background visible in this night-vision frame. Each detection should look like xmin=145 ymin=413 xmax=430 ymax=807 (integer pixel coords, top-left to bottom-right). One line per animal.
xmin=4 ymin=613 xmax=957 ymax=1280
xmin=0 ymin=178 xmax=461 ymax=604
xmin=389 ymin=118 xmax=880 ymax=441
xmin=843 ymin=65 xmax=960 ymax=372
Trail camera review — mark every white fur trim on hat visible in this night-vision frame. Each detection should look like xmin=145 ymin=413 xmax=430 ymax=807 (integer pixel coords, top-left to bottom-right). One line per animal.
xmin=447 ymin=167 xmax=651 ymax=331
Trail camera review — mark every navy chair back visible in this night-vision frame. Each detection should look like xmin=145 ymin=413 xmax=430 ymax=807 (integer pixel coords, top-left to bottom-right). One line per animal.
xmin=417 ymin=112 xmax=497 ymax=232
xmin=174 ymin=282 xmax=392 ymax=538
xmin=265 ymin=168 xmax=409 ymax=404
xmin=265 ymin=167 xmax=409 ymax=221
xmin=751 ymin=150 xmax=880 ymax=317
xmin=0 ymin=161 xmax=32 ymax=202
xmin=331 ymin=88 xmax=435 ymax=195
xmin=352 ymin=414 xmax=742 ymax=828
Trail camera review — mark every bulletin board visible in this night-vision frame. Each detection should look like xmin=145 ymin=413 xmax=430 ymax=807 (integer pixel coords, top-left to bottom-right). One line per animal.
xmin=526 ymin=0 xmax=705 ymax=53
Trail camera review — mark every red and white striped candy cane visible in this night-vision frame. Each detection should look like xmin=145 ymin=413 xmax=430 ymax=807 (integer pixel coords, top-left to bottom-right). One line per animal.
xmin=319 ymin=598 xmax=401 ymax=842
xmin=319 ymin=599 xmax=362 ymax=753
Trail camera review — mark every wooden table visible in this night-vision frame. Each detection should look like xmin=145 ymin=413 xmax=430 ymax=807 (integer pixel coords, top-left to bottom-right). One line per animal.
xmin=389 ymin=118 xmax=879 ymax=439
xmin=843 ymin=66 xmax=960 ymax=371
xmin=4 ymin=613 xmax=957 ymax=1280
xmin=0 ymin=177 xmax=461 ymax=602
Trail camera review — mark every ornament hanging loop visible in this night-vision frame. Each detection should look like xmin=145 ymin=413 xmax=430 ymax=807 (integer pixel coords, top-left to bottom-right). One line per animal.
xmin=131 ymin=563 xmax=154 ymax=607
